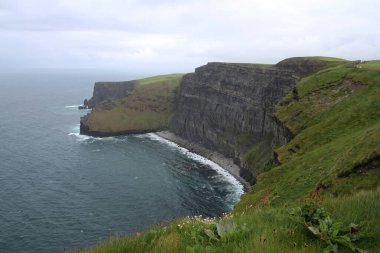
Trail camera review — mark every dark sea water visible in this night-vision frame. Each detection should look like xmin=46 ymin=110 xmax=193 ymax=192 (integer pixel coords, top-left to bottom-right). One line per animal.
xmin=0 ymin=70 xmax=243 ymax=253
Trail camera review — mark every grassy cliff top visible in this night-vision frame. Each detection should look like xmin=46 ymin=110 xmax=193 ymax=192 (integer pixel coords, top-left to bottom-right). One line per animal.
xmin=81 ymin=74 xmax=183 ymax=133
xmin=135 ymin=73 xmax=184 ymax=86
xmin=286 ymin=56 xmax=348 ymax=61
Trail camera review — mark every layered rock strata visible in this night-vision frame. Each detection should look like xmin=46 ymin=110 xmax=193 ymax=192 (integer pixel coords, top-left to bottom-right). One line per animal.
xmin=80 ymin=58 xmax=327 ymax=185
xmin=170 ymin=61 xmax=315 ymax=184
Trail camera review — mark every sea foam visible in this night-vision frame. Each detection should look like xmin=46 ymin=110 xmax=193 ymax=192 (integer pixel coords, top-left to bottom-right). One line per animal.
xmin=68 ymin=132 xmax=93 ymax=141
xmin=67 ymin=128 xmax=244 ymax=206
xmin=67 ymin=132 xmax=125 ymax=143
xmin=142 ymin=133 xmax=244 ymax=204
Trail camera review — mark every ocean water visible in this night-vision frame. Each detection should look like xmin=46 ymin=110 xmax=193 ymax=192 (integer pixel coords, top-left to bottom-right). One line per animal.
xmin=0 ymin=70 xmax=243 ymax=253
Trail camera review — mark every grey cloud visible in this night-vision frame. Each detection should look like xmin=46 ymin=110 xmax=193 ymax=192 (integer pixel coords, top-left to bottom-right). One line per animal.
xmin=0 ymin=0 xmax=379 ymax=71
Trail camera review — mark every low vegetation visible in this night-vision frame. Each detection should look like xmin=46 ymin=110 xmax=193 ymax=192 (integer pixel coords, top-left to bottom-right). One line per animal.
xmin=76 ymin=189 xmax=379 ymax=253
xmin=83 ymin=74 xmax=183 ymax=133
xmin=76 ymin=59 xmax=380 ymax=252
xmin=237 ymin=60 xmax=380 ymax=209
xmin=296 ymin=204 xmax=367 ymax=253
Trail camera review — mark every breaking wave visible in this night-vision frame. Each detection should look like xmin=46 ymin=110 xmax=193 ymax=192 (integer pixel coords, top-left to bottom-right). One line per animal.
xmin=141 ymin=133 xmax=244 ymax=205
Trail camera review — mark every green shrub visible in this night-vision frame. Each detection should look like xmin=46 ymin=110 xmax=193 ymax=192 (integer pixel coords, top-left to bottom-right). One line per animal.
xmin=295 ymin=204 xmax=367 ymax=253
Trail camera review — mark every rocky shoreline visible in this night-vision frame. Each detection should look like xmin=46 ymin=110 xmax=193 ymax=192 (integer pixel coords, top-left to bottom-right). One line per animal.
xmin=155 ymin=130 xmax=252 ymax=192
xmin=79 ymin=119 xmax=166 ymax=137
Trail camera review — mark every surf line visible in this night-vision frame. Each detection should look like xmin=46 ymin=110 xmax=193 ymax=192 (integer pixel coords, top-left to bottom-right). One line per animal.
xmin=142 ymin=133 xmax=245 ymax=202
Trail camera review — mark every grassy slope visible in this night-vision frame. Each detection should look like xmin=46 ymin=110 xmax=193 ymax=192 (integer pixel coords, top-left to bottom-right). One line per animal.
xmin=77 ymin=189 xmax=380 ymax=253
xmin=240 ymin=57 xmax=350 ymax=176
xmin=84 ymin=74 xmax=183 ymax=133
xmin=237 ymin=60 xmax=380 ymax=210
xmin=304 ymin=56 xmax=348 ymax=62
xmin=77 ymin=59 xmax=380 ymax=253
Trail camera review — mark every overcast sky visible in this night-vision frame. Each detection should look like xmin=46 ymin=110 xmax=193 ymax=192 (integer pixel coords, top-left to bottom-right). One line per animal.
xmin=0 ymin=0 xmax=379 ymax=73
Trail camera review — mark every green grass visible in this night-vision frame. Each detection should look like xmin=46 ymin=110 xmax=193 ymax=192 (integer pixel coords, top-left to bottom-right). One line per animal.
xmin=84 ymin=74 xmax=183 ymax=133
xmin=136 ymin=73 xmax=184 ymax=86
xmin=76 ymin=189 xmax=380 ymax=253
xmin=236 ymin=61 xmax=380 ymax=210
xmin=275 ymin=64 xmax=354 ymax=134
xmin=304 ymin=56 xmax=348 ymax=62
xmin=242 ymin=137 xmax=275 ymax=175
xmin=76 ymin=58 xmax=380 ymax=252
xmin=358 ymin=60 xmax=380 ymax=71
xmin=241 ymin=58 xmax=353 ymax=176
xmin=277 ymin=56 xmax=349 ymax=71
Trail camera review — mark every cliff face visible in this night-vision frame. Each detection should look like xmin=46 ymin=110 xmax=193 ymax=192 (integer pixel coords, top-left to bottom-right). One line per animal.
xmin=85 ymin=81 xmax=135 ymax=108
xmin=170 ymin=61 xmax=312 ymax=183
xmin=80 ymin=58 xmax=330 ymax=184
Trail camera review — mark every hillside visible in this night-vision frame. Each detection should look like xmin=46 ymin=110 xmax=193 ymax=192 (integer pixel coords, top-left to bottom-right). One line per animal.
xmin=80 ymin=74 xmax=183 ymax=136
xmin=236 ymin=60 xmax=380 ymax=210
xmin=77 ymin=58 xmax=380 ymax=253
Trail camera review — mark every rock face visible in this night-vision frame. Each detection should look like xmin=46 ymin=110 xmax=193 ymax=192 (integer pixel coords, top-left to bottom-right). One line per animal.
xmin=170 ymin=60 xmax=318 ymax=183
xmin=79 ymin=58 xmax=328 ymax=185
xmin=85 ymin=81 xmax=135 ymax=108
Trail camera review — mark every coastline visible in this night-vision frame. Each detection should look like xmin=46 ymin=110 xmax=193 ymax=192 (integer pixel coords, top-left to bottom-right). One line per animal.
xmin=155 ymin=130 xmax=252 ymax=192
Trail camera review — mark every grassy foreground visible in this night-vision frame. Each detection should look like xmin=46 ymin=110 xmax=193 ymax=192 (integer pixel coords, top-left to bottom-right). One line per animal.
xmin=82 ymin=74 xmax=183 ymax=133
xmin=76 ymin=59 xmax=380 ymax=253
xmin=76 ymin=190 xmax=380 ymax=253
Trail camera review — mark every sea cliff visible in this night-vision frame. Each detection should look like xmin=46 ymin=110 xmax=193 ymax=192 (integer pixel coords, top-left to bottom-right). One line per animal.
xmin=76 ymin=58 xmax=380 ymax=253
xmin=170 ymin=62 xmax=297 ymax=183
xmin=169 ymin=57 xmax=334 ymax=183
xmin=80 ymin=57 xmax=336 ymax=185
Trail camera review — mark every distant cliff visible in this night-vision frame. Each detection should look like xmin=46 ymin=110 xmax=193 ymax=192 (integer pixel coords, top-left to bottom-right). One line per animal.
xmin=85 ymin=81 xmax=135 ymax=108
xmin=80 ymin=74 xmax=183 ymax=136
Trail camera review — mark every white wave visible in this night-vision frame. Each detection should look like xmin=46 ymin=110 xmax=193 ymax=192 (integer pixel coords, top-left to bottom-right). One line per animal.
xmin=65 ymin=105 xmax=91 ymax=112
xmin=68 ymin=131 xmax=128 ymax=143
xmin=143 ymin=133 xmax=244 ymax=204
xmin=68 ymin=132 xmax=93 ymax=141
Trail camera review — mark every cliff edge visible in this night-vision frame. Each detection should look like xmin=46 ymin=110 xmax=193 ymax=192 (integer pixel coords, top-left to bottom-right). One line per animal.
xmin=170 ymin=58 xmax=338 ymax=183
